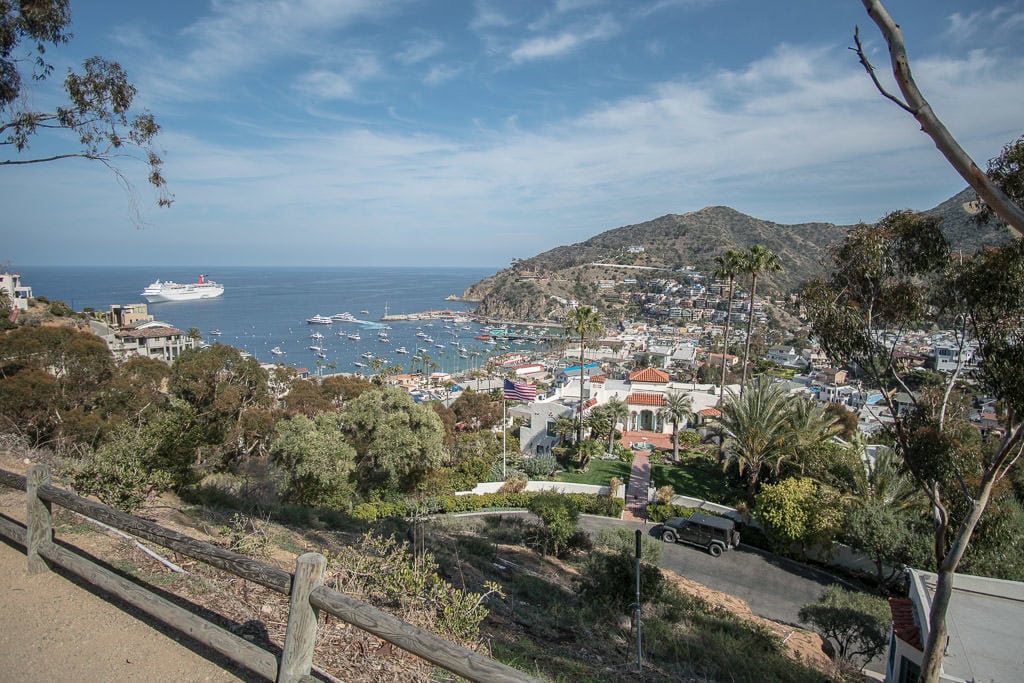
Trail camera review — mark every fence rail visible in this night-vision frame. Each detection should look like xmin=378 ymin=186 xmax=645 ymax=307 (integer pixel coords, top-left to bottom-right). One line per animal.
xmin=0 ymin=465 xmax=538 ymax=683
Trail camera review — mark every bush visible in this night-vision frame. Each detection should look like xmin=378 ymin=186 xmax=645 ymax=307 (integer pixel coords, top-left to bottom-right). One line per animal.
xmin=528 ymin=491 xmax=579 ymax=556
xmin=349 ymin=491 xmax=624 ymax=521
xmin=48 ymin=300 xmax=74 ymax=317
xmin=799 ymin=586 xmax=890 ymax=669
xmin=522 ymin=455 xmax=559 ymax=478
xmin=499 ymin=476 xmax=528 ymax=493
xmin=656 ymin=485 xmax=674 ymax=504
xmin=647 ymin=503 xmax=729 ymax=523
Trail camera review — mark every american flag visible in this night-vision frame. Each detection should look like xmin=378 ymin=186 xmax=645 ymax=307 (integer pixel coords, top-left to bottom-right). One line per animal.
xmin=503 ymin=378 xmax=537 ymax=402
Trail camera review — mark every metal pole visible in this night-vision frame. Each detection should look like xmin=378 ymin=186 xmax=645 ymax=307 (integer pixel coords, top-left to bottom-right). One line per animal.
xmin=502 ymin=398 xmax=507 ymax=479
xmin=635 ymin=529 xmax=643 ymax=672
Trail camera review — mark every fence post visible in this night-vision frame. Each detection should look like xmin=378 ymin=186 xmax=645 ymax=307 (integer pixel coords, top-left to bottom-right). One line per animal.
xmin=26 ymin=464 xmax=52 ymax=575
xmin=278 ymin=552 xmax=326 ymax=683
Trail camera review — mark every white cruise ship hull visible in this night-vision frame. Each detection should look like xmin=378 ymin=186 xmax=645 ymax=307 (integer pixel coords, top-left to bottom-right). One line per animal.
xmin=142 ymin=277 xmax=224 ymax=303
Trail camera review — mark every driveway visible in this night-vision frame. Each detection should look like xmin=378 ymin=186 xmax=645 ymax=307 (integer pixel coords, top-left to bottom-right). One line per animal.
xmin=578 ymin=515 xmax=847 ymax=626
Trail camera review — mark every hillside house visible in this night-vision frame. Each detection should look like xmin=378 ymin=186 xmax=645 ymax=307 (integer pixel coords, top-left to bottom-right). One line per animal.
xmin=0 ymin=272 xmax=32 ymax=311
xmin=885 ymin=569 xmax=1024 ymax=683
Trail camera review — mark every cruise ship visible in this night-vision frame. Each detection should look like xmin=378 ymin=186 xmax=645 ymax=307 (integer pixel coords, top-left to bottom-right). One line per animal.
xmin=142 ymin=275 xmax=224 ymax=303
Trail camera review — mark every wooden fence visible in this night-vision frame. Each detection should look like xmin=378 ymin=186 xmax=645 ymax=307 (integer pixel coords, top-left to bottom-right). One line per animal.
xmin=0 ymin=465 xmax=538 ymax=683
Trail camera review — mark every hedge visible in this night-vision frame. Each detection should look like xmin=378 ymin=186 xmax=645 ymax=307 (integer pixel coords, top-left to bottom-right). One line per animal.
xmin=646 ymin=503 xmax=729 ymax=523
xmin=352 ymin=491 xmax=624 ymax=521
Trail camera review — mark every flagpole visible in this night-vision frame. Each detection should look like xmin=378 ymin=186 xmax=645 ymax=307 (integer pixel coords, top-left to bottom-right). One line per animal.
xmin=502 ymin=398 xmax=507 ymax=479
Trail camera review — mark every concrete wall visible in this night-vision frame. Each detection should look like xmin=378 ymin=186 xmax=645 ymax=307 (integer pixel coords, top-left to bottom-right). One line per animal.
xmin=457 ymin=481 xmax=624 ymax=500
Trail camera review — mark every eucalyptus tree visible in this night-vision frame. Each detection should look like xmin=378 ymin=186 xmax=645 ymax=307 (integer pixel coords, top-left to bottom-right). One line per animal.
xmin=803 ymin=210 xmax=1024 ymax=682
xmin=739 ymin=245 xmax=782 ymax=393
xmin=1 ymin=0 xmax=171 ymax=208
xmin=718 ymin=379 xmax=792 ymax=507
xmin=563 ymin=306 xmax=603 ymax=444
xmin=713 ymin=248 xmax=745 ymax=403
xmin=658 ymin=391 xmax=693 ymax=462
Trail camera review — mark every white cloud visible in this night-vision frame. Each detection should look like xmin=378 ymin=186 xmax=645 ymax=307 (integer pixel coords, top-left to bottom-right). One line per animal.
xmin=295 ymin=54 xmax=382 ymax=100
xmin=945 ymin=7 xmax=1024 ymax=44
xmin=424 ymin=64 xmax=463 ymax=86
xmin=470 ymin=0 xmax=514 ymax=31
xmin=396 ymin=38 xmax=444 ymax=65
xmin=510 ymin=15 xmax=619 ymax=63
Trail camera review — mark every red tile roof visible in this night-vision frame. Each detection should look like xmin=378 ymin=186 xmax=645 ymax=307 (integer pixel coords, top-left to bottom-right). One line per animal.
xmin=627 ymin=392 xmax=666 ymax=407
xmin=576 ymin=397 xmax=598 ymax=414
xmin=889 ymin=597 xmax=921 ymax=650
xmin=698 ymin=408 xmax=721 ymax=418
xmin=628 ymin=367 xmax=670 ymax=383
xmin=590 ymin=376 xmax=606 ymax=383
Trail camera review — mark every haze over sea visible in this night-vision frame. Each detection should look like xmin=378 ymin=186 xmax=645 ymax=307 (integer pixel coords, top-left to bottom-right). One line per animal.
xmin=20 ymin=266 xmax=503 ymax=374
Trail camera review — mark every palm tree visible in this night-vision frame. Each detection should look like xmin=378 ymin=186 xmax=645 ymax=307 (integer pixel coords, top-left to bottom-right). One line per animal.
xmin=553 ymin=415 xmax=578 ymax=446
xmin=774 ymin=396 xmax=842 ymax=477
xmin=713 ymin=249 xmax=744 ymax=404
xmin=658 ymin=391 xmax=693 ymax=462
xmin=719 ymin=378 xmax=791 ymax=507
xmin=603 ymin=397 xmax=629 ymax=457
xmin=739 ymin=245 xmax=783 ymax=394
xmin=563 ymin=306 xmax=603 ymax=444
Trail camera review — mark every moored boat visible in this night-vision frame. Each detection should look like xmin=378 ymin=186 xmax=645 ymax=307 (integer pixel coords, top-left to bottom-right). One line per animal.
xmin=271 ymin=346 xmax=284 ymax=355
xmin=142 ymin=274 xmax=224 ymax=303
xmin=306 ymin=314 xmax=333 ymax=324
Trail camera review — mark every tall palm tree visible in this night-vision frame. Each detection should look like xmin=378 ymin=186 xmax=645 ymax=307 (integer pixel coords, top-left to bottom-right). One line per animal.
xmin=564 ymin=306 xmax=603 ymax=444
xmin=739 ymin=245 xmax=783 ymax=394
xmin=713 ymin=249 xmax=745 ymax=404
xmin=775 ymin=396 xmax=842 ymax=477
xmin=719 ymin=378 xmax=791 ymax=507
xmin=603 ymin=397 xmax=630 ymax=457
xmin=658 ymin=391 xmax=693 ymax=462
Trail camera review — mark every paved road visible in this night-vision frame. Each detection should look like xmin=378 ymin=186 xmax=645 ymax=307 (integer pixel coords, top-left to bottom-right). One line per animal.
xmin=578 ymin=516 xmax=845 ymax=626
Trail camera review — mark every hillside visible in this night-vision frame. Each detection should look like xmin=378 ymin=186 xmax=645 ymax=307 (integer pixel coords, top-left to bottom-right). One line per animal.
xmin=466 ymin=188 xmax=1014 ymax=321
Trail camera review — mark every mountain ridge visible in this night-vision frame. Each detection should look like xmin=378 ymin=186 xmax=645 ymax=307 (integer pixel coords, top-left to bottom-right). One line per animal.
xmin=465 ymin=187 xmax=1013 ymax=321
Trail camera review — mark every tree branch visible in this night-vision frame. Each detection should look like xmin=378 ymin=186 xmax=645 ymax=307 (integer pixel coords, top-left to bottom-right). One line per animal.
xmin=858 ymin=0 xmax=1024 ymax=237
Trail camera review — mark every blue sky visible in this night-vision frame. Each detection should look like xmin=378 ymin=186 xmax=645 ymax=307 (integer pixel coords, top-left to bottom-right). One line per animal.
xmin=4 ymin=0 xmax=1024 ymax=267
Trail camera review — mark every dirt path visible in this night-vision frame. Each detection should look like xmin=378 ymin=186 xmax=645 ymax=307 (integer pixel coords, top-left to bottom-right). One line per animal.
xmin=0 ymin=539 xmax=250 ymax=682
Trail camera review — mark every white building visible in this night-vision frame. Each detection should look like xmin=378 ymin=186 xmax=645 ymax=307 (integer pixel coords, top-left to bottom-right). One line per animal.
xmin=0 ymin=272 xmax=33 ymax=311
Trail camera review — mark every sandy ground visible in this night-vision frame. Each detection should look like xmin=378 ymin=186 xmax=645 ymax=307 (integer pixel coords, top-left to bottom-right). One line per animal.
xmin=0 ymin=463 xmax=252 ymax=683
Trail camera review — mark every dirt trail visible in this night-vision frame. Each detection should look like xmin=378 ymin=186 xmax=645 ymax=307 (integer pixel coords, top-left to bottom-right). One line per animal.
xmin=0 ymin=539 xmax=249 ymax=682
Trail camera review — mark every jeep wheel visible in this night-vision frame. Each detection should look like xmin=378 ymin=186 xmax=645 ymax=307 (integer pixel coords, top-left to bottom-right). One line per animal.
xmin=708 ymin=543 xmax=724 ymax=557
xmin=662 ymin=529 xmax=677 ymax=543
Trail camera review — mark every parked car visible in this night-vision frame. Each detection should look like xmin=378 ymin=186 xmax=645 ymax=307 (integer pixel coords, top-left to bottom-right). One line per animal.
xmin=658 ymin=513 xmax=740 ymax=557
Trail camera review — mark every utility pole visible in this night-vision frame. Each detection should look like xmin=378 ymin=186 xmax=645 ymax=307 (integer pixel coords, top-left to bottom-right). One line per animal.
xmin=634 ymin=529 xmax=643 ymax=673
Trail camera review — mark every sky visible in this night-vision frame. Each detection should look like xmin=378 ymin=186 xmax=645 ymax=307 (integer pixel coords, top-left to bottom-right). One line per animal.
xmin=3 ymin=0 xmax=1024 ymax=268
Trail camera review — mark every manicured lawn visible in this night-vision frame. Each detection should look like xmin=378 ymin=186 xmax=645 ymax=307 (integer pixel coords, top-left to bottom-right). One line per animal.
xmin=556 ymin=459 xmax=632 ymax=486
xmin=651 ymin=455 xmax=744 ymax=505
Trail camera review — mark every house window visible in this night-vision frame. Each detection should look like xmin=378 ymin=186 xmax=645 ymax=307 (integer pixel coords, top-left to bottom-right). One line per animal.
xmin=546 ymin=421 xmax=557 ymax=438
xmin=898 ymin=657 xmax=920 ymax=683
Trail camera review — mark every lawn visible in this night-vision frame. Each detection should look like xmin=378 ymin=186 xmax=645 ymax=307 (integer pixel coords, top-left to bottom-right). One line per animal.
xmin=555 ymin=459 xmax=632 ymax=486
xmin=651 ymin=455 xmax=744 ymax=505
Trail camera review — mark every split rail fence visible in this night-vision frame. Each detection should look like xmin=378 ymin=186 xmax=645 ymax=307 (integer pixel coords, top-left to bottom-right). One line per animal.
xmin=0 ymin=465 xmax=537 ymax=683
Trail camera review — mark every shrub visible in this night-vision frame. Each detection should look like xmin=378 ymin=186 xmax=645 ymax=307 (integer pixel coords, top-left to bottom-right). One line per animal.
xmin=528 ymin=491 xmax=579 ymax=556
xmin=522 ymin=455 xmax=559 ymax=478
xmin=499 ymin=476 xmax=527 ymax=493
xmin=799 ymin=586 xmax=891 ymax=669
xmin=608 ymin=476 xmax=623 ymax=498
xmin=656 ymin=485 xmax=675 ymax=505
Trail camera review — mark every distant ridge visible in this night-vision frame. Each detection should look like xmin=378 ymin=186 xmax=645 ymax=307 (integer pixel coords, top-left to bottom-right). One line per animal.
xmin=465 ymin=188 xmax=1014 ymax=321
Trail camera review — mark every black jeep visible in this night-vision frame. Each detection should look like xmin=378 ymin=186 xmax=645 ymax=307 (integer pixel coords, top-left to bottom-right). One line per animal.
xmin=658 ymin=513 xmax=740 ymax=557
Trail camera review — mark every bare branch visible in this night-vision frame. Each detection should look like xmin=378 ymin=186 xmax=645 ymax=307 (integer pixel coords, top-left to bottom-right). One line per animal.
xmin=851 ymin=27 xmax=914 ymax=114
xmin=858 ymin=0 xmax=1024 ymax=237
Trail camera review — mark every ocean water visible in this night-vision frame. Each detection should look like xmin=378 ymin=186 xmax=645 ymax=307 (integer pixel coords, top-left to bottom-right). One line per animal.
xmin=17 ymin=266 xmax=514 ymax=374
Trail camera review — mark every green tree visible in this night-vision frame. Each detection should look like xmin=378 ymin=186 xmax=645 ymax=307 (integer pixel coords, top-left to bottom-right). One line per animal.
xmin=845 ymin=503 xmax=931 ymax=587
xmin=563 ymin=305 xmax=603 ymax=444
xmin=0 ymin=0 xmax=170 ymax=206
xmin=600 ymin=397 xmax=629 ymax=458
xmin=553 ymin=415 xmax=578 ymax=446
xmin=756 ymin=477 xmax=844 ymax=557
xmin=776 ymin=397 xmax=842 ymax=477
xmin=527 ymin=491 xmax=579 ymax=556
xmin=658 ymin=391 xmax=692 ymax=462
xmin=719 ymin=379 xmax=791 ymax=506
xmin=804 ymin=211 xmax=1024 ymax=681
xmin=450 ymin=389 xmax=503 ymax=431
xmin=341 ymin=387 xmax=446 ymax=495
xmin=739 ymin=245 xmax=783 ymax=393
xmin=799 ymin=586 xmax=891 ymax=670
xmin=713 ymin=248 xmax=745 ymax=403
xmin=169 ymin=344 xmax=271 ymax=469
xmin=269 ymin=413 xmax=357 ymax=509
